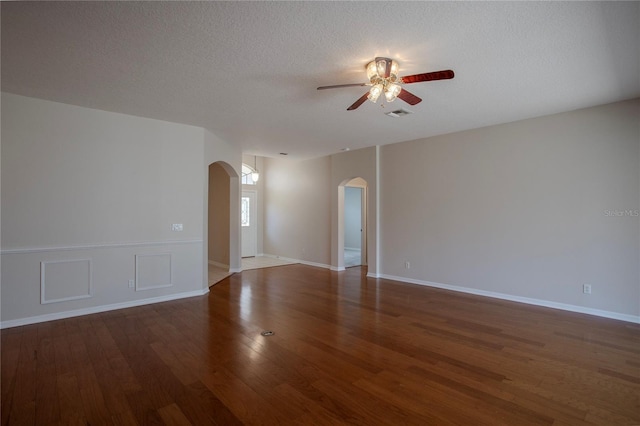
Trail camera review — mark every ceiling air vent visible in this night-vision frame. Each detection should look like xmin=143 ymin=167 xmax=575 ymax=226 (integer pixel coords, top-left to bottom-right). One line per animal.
xmin=385 ymin=108 xmax=413 ymax=118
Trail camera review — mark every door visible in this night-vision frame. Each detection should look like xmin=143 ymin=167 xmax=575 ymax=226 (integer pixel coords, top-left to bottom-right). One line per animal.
xmin=241 ymin=191 xmax=257 ymax=257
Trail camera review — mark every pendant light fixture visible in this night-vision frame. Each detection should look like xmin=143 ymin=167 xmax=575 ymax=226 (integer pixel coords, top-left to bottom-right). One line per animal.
xmin=251 ymin=155 xmax=260 ymax=182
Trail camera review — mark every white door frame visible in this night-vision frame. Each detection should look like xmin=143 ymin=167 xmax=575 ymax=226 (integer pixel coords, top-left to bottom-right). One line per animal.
xmin=359 ymin=187 xmax=367 ymax=265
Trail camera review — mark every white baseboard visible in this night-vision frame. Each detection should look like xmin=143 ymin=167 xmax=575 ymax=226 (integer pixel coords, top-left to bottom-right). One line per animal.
xmin=260 ymin=253 xmax=282 ymax=260
xmin=208 ymin=260 xmax=229 ymax=269
xmin=229 ymin=267 xmax=242 ymax=273
xmin=298 ymin=259 xmax=332 ymax=270
xmin=262 ymin=253 xmax=332 ymax=270
xmin=0 ymin=288 xmax=210 ymax=329
xmin=379 ymin=274 xmax=640 ymax=324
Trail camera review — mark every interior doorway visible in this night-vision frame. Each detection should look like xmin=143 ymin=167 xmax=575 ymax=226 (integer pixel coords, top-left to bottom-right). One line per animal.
xmin=341 ymin=177 xmax=367 ymax=268
xmin=207 ymin=161 xmax=239 ymax=287
xmin=344 ymin=186 xmax=363 ymax=267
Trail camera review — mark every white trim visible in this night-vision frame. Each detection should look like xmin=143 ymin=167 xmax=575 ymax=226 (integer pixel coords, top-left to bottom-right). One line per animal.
xmin=379 ymin=274 xmax=640 ymax=324
xmin=229 ymin=267 xmax=243 ymax=273
xmin=373 ymin=145 xmax=381 ymax=277
xmin=1 ymin=239 xmax=203 ymax=255
xmin=135 ymin=253 xmax=173 ymax=291
xmin=0 ymin=288 xmax=209 ymax=329
xmin=366 ymin=272 xmax=381 ymax=278
xmin=331 ymin=266 xmax=346 ymax=272
xmin=260 ymin=253 xmax=282 ymax=260
xmin=296 ymin=259 xmax=332 ymax=270
xmin=208 ymin=260 xmax=230 ymax=269
xmin=40 ymin=258 xmax=93 ymax=304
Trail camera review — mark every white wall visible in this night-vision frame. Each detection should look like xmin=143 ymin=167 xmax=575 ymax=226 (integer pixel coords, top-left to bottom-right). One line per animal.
xmin=331 ymin=147 xmax=379 ymax=274
xmin=1 ymin=93 xmax=215 ymax=326
xmin=3 ymin=92 xmax=636 ymax=325
xmin=262 ymin=147 xmax=379 ymax=272
xmin=263 ymin=156 xmax=332 ymax=266
xmin=380 ymin=99 xmax=639 ymax=320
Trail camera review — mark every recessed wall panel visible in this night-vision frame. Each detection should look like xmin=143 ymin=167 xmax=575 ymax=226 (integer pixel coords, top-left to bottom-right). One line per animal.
xmin=135 ymin=253 xmax=172 ymax=291
xmin=41 ymin=259 xmax=92 ymax=304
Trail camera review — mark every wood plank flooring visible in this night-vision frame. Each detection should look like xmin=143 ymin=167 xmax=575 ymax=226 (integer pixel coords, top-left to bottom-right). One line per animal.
xmin=2 ymin=265 xmax=639 ymax=425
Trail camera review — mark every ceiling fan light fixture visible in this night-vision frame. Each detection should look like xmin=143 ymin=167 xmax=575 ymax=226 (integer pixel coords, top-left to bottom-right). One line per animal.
xmin=317 ymin=56 xmax=453 ymax=111
xmin=384 ymin=83 xmax=402 ymax=102
xmin=368 ymin=83 xmax=383 ymax=102
xmin=366 ymin=58 xmax=402 ymax=103
xmin=366 ymin=61 xmax=378 ymax=82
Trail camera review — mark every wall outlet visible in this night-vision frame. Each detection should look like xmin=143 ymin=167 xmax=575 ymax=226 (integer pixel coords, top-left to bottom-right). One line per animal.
xmin=128 ymin=279 xmax=135 ymax=289
xmin=171 ymin=223 xmax=183 ymax=231
xmin=405 ymin=261 xmax=410 ymax=269
xmin=583 ymin=284 xmax=592 ymax=294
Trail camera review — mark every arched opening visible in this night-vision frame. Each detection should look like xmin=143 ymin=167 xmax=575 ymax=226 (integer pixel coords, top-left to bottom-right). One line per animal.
xmin=338 ymin=177 xmax=368 ymax=270
xmin=207 ymin=161 xmax=240 ymax=286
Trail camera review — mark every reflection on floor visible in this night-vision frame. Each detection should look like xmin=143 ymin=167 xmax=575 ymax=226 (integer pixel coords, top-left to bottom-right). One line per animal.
xmin=344 ymin=248 xmax=362 ymax=267
xmin=208 ymin=255 xmax=298 ymax=287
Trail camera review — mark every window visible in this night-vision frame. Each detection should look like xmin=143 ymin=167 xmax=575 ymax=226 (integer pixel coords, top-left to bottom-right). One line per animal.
xmin=241 ymin=164 xmax=258 ymax=185
xmin=241 ymin=196 xmax=250 ymax=227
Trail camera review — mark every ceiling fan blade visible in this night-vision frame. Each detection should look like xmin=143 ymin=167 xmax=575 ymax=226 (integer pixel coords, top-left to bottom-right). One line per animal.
xmin=401 ymin=70 xmax=454 ymax=84
xmin=397 ymin=88 xmax=422 ymax=105
xmin=347 ymin=92 xmax=370 ymax=111
xmin=317 ymin=83 xmax=368 ymax=90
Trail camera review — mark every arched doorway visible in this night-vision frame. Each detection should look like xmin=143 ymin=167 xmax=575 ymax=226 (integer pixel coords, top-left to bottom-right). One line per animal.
xmin=207 ymin=161 xmax=240 ymax=286
xmin=338 ymin=177 xmax=368 ymax=270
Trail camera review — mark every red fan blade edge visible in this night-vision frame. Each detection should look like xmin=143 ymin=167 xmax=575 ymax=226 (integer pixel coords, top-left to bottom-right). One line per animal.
xmin=397 ymin=88 xmax=422 ymax=105
xmin=402 ymin=70 xmax=454 ymax=84
xmin=347 ymin=92 xmax=370 ymax=111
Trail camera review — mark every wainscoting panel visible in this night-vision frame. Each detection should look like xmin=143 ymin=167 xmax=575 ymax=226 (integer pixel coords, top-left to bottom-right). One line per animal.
xmin=40 ymin=258 xmax=92 ymax=304
xmin=1 ymin=240 xmax=204 ymax=328
xmin=135 ymin=253 xmax=173 ymax=291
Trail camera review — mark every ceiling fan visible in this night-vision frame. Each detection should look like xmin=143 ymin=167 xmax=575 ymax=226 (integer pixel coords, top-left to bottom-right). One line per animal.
xmin=317 ymin=57 xmax=454 ymax=111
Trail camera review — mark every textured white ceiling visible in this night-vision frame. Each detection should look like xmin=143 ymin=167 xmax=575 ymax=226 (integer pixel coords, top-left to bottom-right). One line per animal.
xmin=2 ymin=2 xmax=639 ymax=159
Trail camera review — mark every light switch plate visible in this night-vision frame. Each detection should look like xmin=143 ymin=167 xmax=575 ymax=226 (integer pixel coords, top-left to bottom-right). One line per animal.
xmin=171 ymin=223 xmax=183 ymax=231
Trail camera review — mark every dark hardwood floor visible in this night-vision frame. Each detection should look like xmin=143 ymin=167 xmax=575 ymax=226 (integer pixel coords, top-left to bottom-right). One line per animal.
xmin=2 ymin=265 xmax=639 ymax=425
